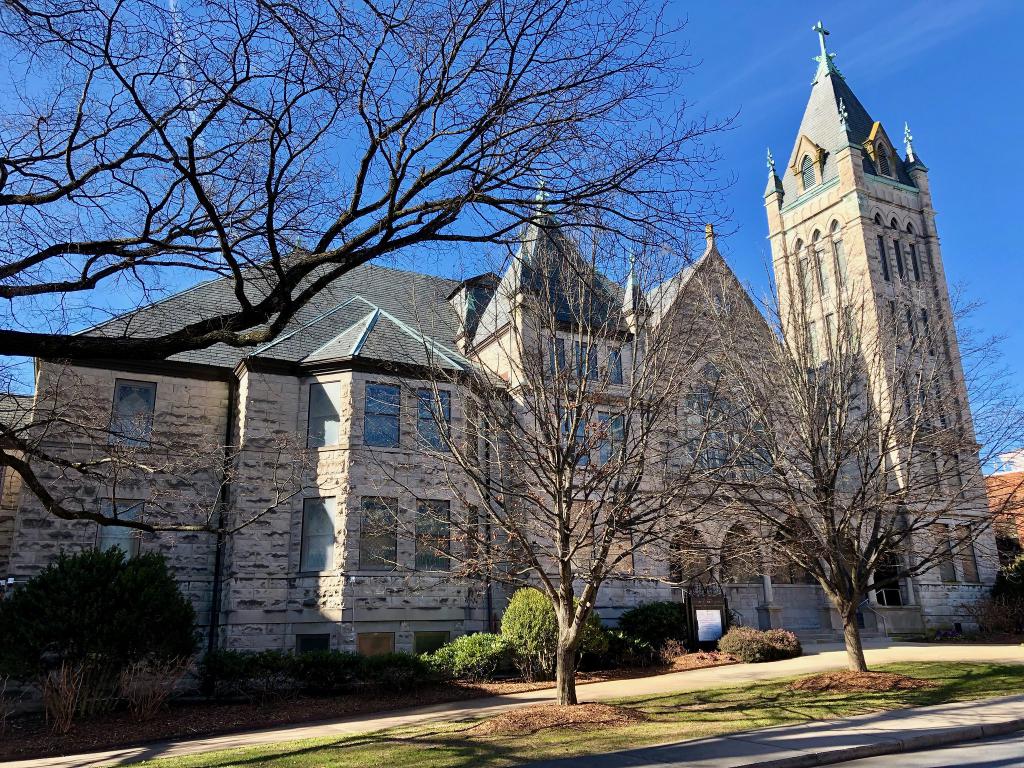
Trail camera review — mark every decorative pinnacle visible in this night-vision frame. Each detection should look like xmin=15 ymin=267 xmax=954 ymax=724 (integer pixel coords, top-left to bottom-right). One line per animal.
xmin=812 ymin=20 xmax=829 ymax=59
xmin=534 ymin=179 xmax=550 ymax=204
xmin=838 ymin=98 xmax=849 ymax=130
xmin=767 ymin=147 xmax=776 ymax=175
xmin=904 ymin=122 xmax=915 ymax=162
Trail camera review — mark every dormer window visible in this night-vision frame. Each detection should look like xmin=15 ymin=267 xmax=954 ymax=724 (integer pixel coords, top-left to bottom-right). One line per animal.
xmin=800 ymin=155 xmax=816 ymax=190
xmin=876 ymin=143 xmax=891 ymax=176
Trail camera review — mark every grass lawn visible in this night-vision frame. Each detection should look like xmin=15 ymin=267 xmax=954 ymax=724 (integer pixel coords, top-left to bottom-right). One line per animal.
xmin=138 ymin=662 xmax=1024 ymax=768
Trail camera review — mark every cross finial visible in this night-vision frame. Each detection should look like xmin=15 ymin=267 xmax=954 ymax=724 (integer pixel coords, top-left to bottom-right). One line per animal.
xmin=767 ymin=147 xmax=776 ymax=175
xmin=904 ymin=122 xmax=915 ymax=162
xmin=812 ymin=21 xmax=829 ymax=60
xmin=838 ymin=98 xmax=849 ymax=130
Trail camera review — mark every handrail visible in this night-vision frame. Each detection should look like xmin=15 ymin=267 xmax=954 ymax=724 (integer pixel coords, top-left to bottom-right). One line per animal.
xmin=859 ymin=596 xmax=888 ymax=637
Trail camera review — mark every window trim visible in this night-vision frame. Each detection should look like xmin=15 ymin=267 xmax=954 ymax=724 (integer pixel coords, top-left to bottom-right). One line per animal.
xmin=800 ymin=154 xmax=816 ymax=190
xmin=416 ymin=388 xmax=451 ymax=452
xmin=358 ymin=496 xmax=399 ymax=571
xmin=307 ymin=381 xmax=342 ymax=449
xmin=299 ymin=496 xmax=336 ymax=573
xmin=96 ymin=498 xmax=145 ymax=557
xmin=363 ymin=382 xmax=402 ymax=448
xmin=109 ymin=379 xmax=157 ymax=447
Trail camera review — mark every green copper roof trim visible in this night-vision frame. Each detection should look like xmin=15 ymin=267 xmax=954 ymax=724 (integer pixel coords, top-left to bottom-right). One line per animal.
xmin=867 ymin=175 xmax=920 ymax=195
xmin=780 ymin=175 xmax=840 ymax=213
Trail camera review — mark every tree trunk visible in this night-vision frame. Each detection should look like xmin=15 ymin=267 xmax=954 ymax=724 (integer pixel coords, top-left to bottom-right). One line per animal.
xmin=842 ymin=609 xmax=869 ymax=672
xmin=554 ymin=640 xmax=578 ymax=705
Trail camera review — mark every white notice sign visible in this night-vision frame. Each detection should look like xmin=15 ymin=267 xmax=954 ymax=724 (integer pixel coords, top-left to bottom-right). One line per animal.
xmin=695 ymin=609 xmax=724 ymax=642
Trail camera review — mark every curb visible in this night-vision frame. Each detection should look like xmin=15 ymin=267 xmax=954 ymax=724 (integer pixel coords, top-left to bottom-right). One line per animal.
xmin=742 ymin=717 xmax=1024 ymax=768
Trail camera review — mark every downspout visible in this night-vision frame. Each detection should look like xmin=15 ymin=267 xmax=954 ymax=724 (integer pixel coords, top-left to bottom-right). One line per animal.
xmin=206 ymin=374 xmax=239 ymax=656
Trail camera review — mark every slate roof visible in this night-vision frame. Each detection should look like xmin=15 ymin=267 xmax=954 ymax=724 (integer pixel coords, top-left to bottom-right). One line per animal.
xmin=86 ymin=263 xmax=464 ymax=372
xmin=781 ymin=54 xmax=916 ymax=202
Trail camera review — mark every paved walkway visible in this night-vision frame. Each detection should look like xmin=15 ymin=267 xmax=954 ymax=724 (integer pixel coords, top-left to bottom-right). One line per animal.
xmin=6 ymin=642 xmax=1023 ymax=768
xmin=525 ymin=693 xmax=1024 ymax=768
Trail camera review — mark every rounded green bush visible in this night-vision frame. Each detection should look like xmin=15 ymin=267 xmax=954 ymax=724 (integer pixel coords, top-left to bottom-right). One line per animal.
xmin=499 ymin=587 xmax=605 ymax=680
xmin=616 ymin=601 xmax=689 ymax=652
xmin=717 ymin=626 xmax=802 ymax=663
xmin=423 ymin=633 xmax=511 ymax=681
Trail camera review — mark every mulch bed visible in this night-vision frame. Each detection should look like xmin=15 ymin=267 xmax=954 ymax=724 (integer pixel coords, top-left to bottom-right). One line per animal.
xmin=472 ymin=702 xmax=646 ymax=736
xmin=789 ymin=671 xmax=937 ymax=694
xmin=0 ymin=652 xmax=734 ymax=761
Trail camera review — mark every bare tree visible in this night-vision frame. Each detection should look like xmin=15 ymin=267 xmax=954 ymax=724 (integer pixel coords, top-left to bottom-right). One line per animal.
xmin=0 ymin=0 xmax=726 ymax=530
xmin=384 ymin=218 xmax=759 ymax=705
xmin=718 ymin=256 xmax=1024 ymax=672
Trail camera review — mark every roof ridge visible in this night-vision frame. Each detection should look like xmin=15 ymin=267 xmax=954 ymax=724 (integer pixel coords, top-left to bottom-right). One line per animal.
xmin=372 ymin=306 xmax=468 ymax=369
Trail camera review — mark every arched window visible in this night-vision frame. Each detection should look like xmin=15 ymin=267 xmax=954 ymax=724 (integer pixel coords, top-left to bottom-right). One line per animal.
xmin=720 ymin=524 xmax=760 ymax=584
xmin=876 ymin=144 xmax=891 ymax=176
xmin=669 ymin=529 xmax=714 ymax=588
xmin=769 ymin=534 xmax=816 ymax=584
xmin=906 ymin=223 xmax=915 ymax=235
xmin=812 ymin=230 xmax=829 ymax=296
xmin=890 ymin=218 xmax=898 ymax=229
xmin=800 ymin=155 xmax=816 ymax=190
xmin=874 ymin=214 xmax=883 ymax=226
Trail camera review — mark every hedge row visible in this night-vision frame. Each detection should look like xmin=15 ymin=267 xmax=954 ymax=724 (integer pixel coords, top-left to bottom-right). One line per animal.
xmin=202 ymin=649 xmax=436 ymax=699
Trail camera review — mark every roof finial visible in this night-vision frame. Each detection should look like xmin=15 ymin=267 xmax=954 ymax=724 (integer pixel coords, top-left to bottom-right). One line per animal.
xmin=904 ymin=122 xmax=915 ymax=162
xmin=838 ymin=98 xmax=849 ymax=130
xmin=811 ymin=21 xmax=842 ymax=81
xmin=767 ymin=147 xmax=776 ymax=175
xmin=534 ymin=179 xmax=550 ymax=205
xmin=705 ymin=223 xmax=716 ymax=251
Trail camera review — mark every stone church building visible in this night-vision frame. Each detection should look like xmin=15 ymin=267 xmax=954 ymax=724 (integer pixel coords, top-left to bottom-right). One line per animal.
xmin=0 ymin=30 xmax=996 ymax=653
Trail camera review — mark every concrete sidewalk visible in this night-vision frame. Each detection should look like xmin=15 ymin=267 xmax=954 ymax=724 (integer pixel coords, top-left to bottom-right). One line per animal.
xmin=525 ymin=693 xmax=1024 ymax=768
xmin=4 ymin=642 xmax=1023 ymax=768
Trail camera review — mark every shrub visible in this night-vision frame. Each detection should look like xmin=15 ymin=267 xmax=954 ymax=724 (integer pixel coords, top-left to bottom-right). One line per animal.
xmin=993 ymin=555 xmax=1024 ymax=602
xmin=292 ymin=651 xmax=364 ymax=694
xmin=118 ymin=658 xmax=192 ymax=720
xmin=500 ymin=588 xmax=606 ymax=680
xmin=718 ymin=627 xmax=802 ymax=663
xmin=361 ymin=652 xmax=435 ymax=691
xmin=598 ymin=629 xmax=656 ymax=669
xmin=966 ymin=596 xmax=1024 ymax=634
xmin=424 ymin=633 xmax=511 ymax=681
xmin=0 ymin=549 xmax=197 ymax=726
xmin=617 ymin=602 xmax=689 ymax=653
xmin=201 ymin=649 xmax=298 ymax=701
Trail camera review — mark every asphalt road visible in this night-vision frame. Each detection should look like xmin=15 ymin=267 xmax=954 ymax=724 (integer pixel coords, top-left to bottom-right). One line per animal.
xmin=835 ymin=730 xmax=1024 ymax=767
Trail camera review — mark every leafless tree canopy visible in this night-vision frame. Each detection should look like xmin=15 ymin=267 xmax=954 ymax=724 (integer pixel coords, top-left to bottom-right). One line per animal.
xmin=716 ymin=255 xmax=1024 ymax=671
xmin=0 ymin=0 xmax=719 ymax=360
xmin=378 ymin=218 xmax=758 ymax=704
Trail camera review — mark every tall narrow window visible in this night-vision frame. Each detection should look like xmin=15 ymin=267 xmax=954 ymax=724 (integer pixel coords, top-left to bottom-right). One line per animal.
xmin=560 ymin=407 xmax=589 ymax=466
xmin=800 ymin=154 xmax=815 ymax=189
xmin=364 ymin=383 xmax=400 ymax=447
xmin=573 ymin=341 xmax=597 ymax=380
xmin=548 ymin=337 xmax=566 ymax=374
xmin=359 ymin=497 xmax=398 ymax=570
xmin=417 ymin=388 xmax=451 ymax=451
xmin=833 ymin=239 xmax=847 ymax=286
xmin=957 ymin=527 xmax=980 ymax=583
xmin=608 ymin=347 xmax=624 ymax=385
xmin=97 ymin=499 xmax=144 ymax=556
xmin=109 ymin=380 xmax=156 ymax=446
xmin=876 ymin=236 xmax=891 ymax=281
xmin=893 ymin=239 xmax=905 ymax=279
xmin=935 ymin=524 xmax=957 ymax=582
xmin=920 ymin=308 xmax=933 ymax=355
xmin=815 ymin=246 xmax=830 ymax=297
xmin=415 ymin=499 xmax=450 ymax=570
xmin=905 ymin=307 xmax=916 ymax=343
xmin=909 ymin=243 xmax=921 ymax=281
xmin=597 ymin=412 xmax=625 ymax=466
xmin=300 ymin=497 xmax=336 ymax=571
xmin=800 ymin=257 xmax=814 ymax=299
xmin=307 ymin=382 xmax=342 ymax=448
xmin=876 ymin=144 xmax=891 ymax=176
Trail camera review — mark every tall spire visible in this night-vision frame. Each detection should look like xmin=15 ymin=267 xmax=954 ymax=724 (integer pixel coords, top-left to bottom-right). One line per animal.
xmin=903 ymin=122 xmax=915 ymax=162
xmin=811 ymin=21 xmax=842 ymax=83
xmin=765 ymin=147 xmax=783 ymax=198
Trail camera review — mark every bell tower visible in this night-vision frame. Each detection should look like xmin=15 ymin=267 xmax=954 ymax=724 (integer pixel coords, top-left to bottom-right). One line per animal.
xmin=764 ymin=22 xmax=994 ymax=621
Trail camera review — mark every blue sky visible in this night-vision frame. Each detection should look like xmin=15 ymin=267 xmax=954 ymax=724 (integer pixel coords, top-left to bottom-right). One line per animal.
xmin=671 ymin=1 xmax=1023 ymax=388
